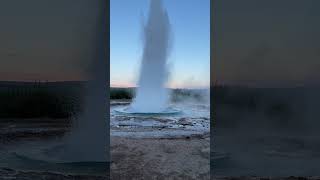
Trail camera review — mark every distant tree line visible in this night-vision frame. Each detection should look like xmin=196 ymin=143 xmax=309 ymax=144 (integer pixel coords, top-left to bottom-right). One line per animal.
xmin=0 ymin=82 xmax=84 ymax=119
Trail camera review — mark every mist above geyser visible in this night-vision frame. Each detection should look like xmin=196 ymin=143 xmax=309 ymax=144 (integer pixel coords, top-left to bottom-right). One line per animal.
xmin=131 ymin=0 xmax=172 ymax=113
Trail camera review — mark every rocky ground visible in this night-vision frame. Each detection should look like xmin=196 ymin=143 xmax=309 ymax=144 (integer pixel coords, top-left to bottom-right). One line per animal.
xmin=1 ymin=101 xmax=319 ymax=179
xmin=110 ymin=100 xmax=210 ymax=179
xmin=0 ymin=118 xmax=72 ymax=146
xmin=110 ymin=136 xmax=210 ymax=179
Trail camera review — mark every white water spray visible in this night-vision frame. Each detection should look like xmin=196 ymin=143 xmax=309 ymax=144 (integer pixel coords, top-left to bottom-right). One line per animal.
xmin=130 ymin=0 xmax=172 ymax=113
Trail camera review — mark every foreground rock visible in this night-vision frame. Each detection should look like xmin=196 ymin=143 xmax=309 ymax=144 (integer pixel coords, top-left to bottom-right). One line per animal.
xmin=111 ymin=136 xmax=210 ymax=180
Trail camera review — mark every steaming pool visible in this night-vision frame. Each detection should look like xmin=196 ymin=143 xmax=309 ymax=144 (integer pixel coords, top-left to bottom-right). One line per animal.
xmin=114 ymin=106 xmax=181 ymax=115
xmin=110 ymin=100 xmax=210 ymax=138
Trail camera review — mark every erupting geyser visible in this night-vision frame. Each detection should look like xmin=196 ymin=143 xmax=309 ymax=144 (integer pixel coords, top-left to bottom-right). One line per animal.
xmin=130 ymin=0 xmax=172 ymax=113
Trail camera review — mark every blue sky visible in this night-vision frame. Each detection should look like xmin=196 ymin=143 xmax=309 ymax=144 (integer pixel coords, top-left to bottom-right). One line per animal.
xmin=111 ymin=0 xmax=210 ymax=88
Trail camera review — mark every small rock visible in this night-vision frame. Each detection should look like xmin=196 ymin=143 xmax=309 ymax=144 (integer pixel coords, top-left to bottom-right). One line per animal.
xmin=178 ymin=118 xmax=192 ymax=126
xmin=163 ymin=146 xmax=176 ymax=154
xmin=200 ymin=147 xmax=210 ymax=159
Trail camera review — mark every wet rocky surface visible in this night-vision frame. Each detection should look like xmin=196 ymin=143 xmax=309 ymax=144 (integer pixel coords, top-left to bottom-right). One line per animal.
xmin=0 ymin=100 xmax=211 ymax=179
xmin=109 ymin=100 xmax=210 ymax=179
xmin=110 ymin=101 xmax=210 ymax=139
xmin=2 ymin=102 xmax=320 ymax=179
xmin=0 ymin=104 xmax=319 ymax=179
xmin=0 ymin=118 xmax=70 ymax=144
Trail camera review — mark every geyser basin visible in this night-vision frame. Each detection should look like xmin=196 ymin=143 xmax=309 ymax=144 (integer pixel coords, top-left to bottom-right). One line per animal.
xmin=111 ymin=102 xmax=209 ymax=139
xmin=114 ymin=106 xmax=181 ymax=115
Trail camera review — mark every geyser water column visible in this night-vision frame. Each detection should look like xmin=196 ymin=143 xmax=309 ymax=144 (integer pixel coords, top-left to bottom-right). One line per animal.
xmin=130 ymin=0 xmax=172 ymax=113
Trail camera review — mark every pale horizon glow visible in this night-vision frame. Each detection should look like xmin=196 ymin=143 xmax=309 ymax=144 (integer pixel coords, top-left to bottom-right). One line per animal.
xmin=110 ymin=81 xmax=210 ymax=89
